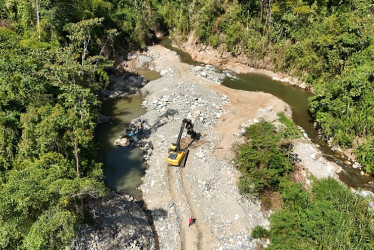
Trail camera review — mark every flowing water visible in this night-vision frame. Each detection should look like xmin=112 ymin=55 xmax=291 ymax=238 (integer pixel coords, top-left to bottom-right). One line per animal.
xmin=223 ymin=74 xmax=374 ymax=191
xmin=160 ymin=38 xmax=374 ymax=191
xmin=97 ymin=70 xmax=161 ymax=199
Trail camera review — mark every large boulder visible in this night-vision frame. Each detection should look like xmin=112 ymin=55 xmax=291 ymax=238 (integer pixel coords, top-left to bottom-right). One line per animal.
xmin=138 ymin=56 xmax=152 ymax=68
xmin=114 ymin=138 xmax=130 ymax=147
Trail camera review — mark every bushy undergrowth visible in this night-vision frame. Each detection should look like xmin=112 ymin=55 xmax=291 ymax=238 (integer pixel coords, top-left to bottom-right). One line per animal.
xmin=251 ymin=225 xmax=269 ymax=239
xmin=269 ymin=178 xmax=374 ymax=249
xmin=237 ymin=115 xmax=373 ymax=249
xmin=236 ymin=113 xmax=298 ymax=195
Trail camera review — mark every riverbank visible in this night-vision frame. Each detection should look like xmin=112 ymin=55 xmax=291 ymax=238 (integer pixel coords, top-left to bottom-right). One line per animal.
xmin=72 ymin=191 xmax=156 ymax=249
xmin=138 ymin=45 xmax=273 ymax=249
xmin=175 ymin=36 xmax=372 ymax=172
xmin=177 ymin=35 xmax=309 ymax=90
xmin=73 ymin=43 xmax=347 ymax=249
xmin=135 ymin=44 xmax=345 ymax=249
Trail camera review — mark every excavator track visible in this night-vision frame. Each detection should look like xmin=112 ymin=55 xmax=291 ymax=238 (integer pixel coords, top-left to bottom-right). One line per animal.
xmin=179 ymin=149 xmax=189 ymax=168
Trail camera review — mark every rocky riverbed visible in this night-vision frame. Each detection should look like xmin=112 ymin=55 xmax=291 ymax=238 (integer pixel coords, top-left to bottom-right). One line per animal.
xmin=72 ymin=191 xmax=156 ymax=250
xmin=74 ymin=43 xmax=349 ymax=249
xmin=137 ymin=46 xmax=273 ymax=249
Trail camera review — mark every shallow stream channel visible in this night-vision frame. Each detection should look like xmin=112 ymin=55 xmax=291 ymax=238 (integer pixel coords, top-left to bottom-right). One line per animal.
xmin=96 ymin=71 xmax=161 ymax=200
xmin=160 ymin=38 xmax=374 ymax=192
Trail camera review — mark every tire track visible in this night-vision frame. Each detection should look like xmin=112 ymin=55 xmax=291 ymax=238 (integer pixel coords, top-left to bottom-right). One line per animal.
xmin=166 ymin=165 xmax=186 ymax=249
xmin=179 ymin=168 xmax=203 ymax=250
xmin=167 ymin=164 xmax=204 ymax=250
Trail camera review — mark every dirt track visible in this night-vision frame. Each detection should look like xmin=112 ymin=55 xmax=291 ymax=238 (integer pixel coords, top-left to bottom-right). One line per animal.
xmin=137 ymin=45 xmax=288 ymax=249
xmin=74 ymin=42 xmax=351 ymax=249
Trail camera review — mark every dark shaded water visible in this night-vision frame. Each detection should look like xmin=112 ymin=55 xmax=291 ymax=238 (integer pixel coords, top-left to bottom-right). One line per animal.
xmin=97 ymin=70 xmax=161 ymax=199
xmin=161 ymin=37 xmax=374 ymax=191
xmin=96 ymin=96 xmax=146 ymax=199
xmin=96 ymin=69 xmax=161 ymax=199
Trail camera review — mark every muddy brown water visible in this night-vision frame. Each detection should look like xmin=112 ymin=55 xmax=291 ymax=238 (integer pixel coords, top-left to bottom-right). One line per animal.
xmin=160 ymin=37 xmax=374 ymax=191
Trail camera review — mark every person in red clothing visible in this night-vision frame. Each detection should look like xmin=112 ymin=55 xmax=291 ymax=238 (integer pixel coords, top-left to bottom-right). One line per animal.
xmin=189 ymin=216 xmax=194 ymax=227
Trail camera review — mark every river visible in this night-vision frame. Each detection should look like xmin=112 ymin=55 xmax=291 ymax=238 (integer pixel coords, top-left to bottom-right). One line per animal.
xmin=160 ymin=38 xmax=374 ymax=191
xmin=97 ymin=39 xmax=373 ymax=198
xmin=96 ymin=71 xmax=161 ymax=199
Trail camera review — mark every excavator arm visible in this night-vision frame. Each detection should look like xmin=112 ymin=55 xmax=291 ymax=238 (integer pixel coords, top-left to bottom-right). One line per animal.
xmin=175 ymin=119 xmax=194 ymax=151
xmin=166 ymin=119 xmax=196 ymax=167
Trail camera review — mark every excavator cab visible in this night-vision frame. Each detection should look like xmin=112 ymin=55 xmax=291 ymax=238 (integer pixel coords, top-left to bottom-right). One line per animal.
xmin=166 ymin=119 xmax=196 ymax=167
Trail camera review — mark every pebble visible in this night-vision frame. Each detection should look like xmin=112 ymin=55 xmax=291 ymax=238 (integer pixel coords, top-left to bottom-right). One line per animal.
xmin=72 ymin=191 xmax=155 ymax=249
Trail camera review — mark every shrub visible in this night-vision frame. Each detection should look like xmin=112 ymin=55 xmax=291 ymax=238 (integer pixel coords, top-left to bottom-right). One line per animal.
xmin=251 ymin=226 xmax=269 ymax=238
xmin=268 ymin=178 xmax=374 ymax=249
xmin=236 ymin=120 xmax=294 ymax=194
xmin=277 ymin=112 xmax=301 ymax=140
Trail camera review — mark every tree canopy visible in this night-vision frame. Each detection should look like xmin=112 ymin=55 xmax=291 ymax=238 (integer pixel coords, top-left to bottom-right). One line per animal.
xmin=152 ymin=0 xmax=374 ymax=173
xmin=1 ymin=0 xmax=374 ymax=248
xmin=0 ymin=0 xmax=161 ymax=248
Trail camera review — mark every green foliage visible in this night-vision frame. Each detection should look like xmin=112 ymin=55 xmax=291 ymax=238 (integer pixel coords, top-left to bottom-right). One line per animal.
xmin=0 ymin=0 xmax=163 ymax=248
xmin=153 ymin=0 xmax=374 ymax=173
xmin=110 ymin=0 xmax=159 ymax=49
xmin=22 ymin=207 xmax=78 ymax=250
xmin=310 ymin=43 xmax=374 ymax=149
xmin=277 ymin=112 xmax=301 ymax=140
xmin=356 ymin=138 xmax=374 ymax=174
xmin=0 ymin=153 xmax=104 ymax=248
xmin=0 ymin=8 xmax=110 ymax=247
xmin=236 ymin=120 xmax=294 ymax=194
xmin=0 ymin=27 xmax=15 ymax=37
xmin=269 ymin=178 xmax=374 ymax=249
xmin=251 ymin=225 xmax=269 ymax=239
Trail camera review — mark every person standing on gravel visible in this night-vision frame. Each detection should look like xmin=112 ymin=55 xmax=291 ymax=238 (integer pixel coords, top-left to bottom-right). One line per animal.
xmin=189 ymin=217 xmax=194 ymax=227
xmin=110 ymin=225 xmax=116 ymax=239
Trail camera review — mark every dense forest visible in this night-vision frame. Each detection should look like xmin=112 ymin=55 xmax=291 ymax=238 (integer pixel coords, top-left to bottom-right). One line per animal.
xmin=0 ymin=0 xmax=159 ymax=248
xmin=153 ymin=0 xmax=374 ymax=173
xmin=1 ymin=0 xmax=374 ymax=248
xmin=236 ymin=115 xmax=373 ymax=248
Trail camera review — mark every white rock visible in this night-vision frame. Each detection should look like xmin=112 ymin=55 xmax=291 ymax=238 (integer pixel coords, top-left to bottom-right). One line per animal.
xmin=352 ymin=162 xmax=361 ymax=169
xmin=114 ymin=138 xmax=130 ymax=147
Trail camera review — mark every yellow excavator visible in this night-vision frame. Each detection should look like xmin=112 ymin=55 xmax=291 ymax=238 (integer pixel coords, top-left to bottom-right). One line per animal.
xmin=166 ymin=118 xmax=197 ymax=167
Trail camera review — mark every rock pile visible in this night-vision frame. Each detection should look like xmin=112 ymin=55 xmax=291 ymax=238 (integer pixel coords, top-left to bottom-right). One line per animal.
xmin=191 ymin=65 xmax=226 ymax=84
xmin=293 ymin=140 xmax=342 ymax=179
xmin=135 ymin=45 xmax=269 ymax=249
xmin=114 ymin=137 xmax=130 ymax=147
xmin=100 ymin=74 xmax=147 ymax=98
xmin=141 ymin=81 xmax=228 ymax=132
xmin=137 ymin=56 xmax=153 ymax=69
xmin=72 ymin=191 xmax=156 ymax=250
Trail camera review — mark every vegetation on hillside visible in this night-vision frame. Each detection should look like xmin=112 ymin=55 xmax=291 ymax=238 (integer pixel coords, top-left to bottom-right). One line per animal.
xmin=0 ymin=0 xmax=160 ymax=248
xmin=268 ymin=178 xmax=374 ymax=249
xmin=1 ymin=0 xmax=374 ymax=248
xmin=237 ymin=115 xmax=374 ymax=249
xmin=152 ymin=0 xmax=374 ymax=173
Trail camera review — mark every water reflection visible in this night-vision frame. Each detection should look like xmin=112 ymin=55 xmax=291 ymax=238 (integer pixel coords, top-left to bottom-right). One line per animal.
xmin=96 ymin=96 xmax=146 ymax=199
